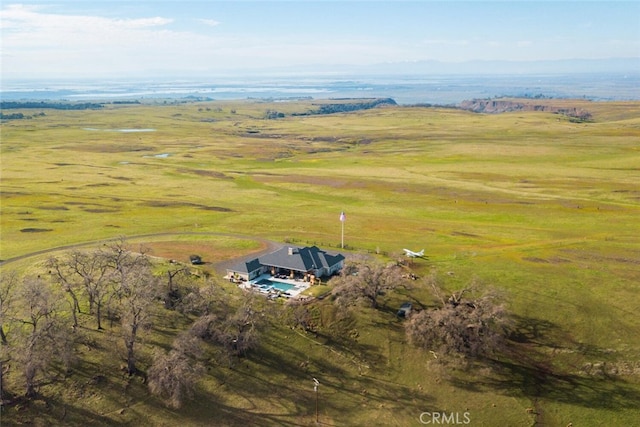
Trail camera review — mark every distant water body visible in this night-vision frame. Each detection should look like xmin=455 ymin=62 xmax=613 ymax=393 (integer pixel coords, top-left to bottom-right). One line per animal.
xmin=2 ymin=74 xmax=639 ymax=105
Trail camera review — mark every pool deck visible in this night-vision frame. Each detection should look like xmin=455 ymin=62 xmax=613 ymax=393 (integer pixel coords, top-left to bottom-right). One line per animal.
xmin=238 ymin=273 xmax=311 ymax=298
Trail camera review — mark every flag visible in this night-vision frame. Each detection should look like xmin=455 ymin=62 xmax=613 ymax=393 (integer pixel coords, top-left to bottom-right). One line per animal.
xmin=339 ymin=211 xmax=346 ymax=222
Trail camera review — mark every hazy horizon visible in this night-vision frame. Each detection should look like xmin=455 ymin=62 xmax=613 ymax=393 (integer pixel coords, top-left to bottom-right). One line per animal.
xmin=3 ymin=71 xmax=639 ymax=105
xmin=2 ymin=1 xmax=638 ymax=81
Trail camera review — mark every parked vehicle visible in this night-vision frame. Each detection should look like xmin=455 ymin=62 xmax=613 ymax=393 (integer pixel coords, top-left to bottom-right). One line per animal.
xmin=397 ymin=302 xmax=412 ymax=318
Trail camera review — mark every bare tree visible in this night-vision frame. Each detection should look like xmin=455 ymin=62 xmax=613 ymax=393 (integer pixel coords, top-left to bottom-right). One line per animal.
xmin=47 ymin=256 xmax=82 ymax=329
xmin=164 ymin=265 xmax=188 ymax=309
xmin=103 ymin=238 xmax=152 ymax=291
xmin=176 ymin=281 xmax=229 ymax=318
xmin=189 ymin=313 xmax=220 ymax=341
xmin=161 ymin=265 xmax=212 ymax=311
xmin=190 ymin=292 xmax=266 ymax=363
xmin=281 ymin=298 xmax=359 ymax=348
xmin=0 ymin=270 xmax=18 ymax=345
xmin=48 ymin=250 xmax=111 ymax=329
xmin=406 ymin=284 xmax=511 ymax=359
xmin=423 ymin=270 xmax=446 ymax=308
xmin=222 ymin=296 xmax=263 ymax=357
xmin=283 ymin=299 xmax=315 ymax=332
xmin=72 ymin=249 xmax=111 ymax=329
xmin=13 ymin=276 xmax=73 ymax=398
xmin=119 ymin=264 xmax=159 ymax=376
xmin=147 ymin=332 xmax=204 ymax=408
xmin=102 ymin=239 xmax=160 ymax=376
xmin=331 ymin=257 xmax=407 ymax=309
xmin=0 ymin=270 xmax=19 ymax=400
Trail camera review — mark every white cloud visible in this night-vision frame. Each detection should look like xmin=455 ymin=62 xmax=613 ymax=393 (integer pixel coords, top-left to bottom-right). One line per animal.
xmin=0 ymin=4 xmax=215 ymax=78
xmin=198 ymin=19 xmax=220 ymax=27
xmin=0 ymin=4 xmax=405 ymax=79
xmin=115 ymin=17 xmax=173 ymax=29
xmin=1 ymin=4 xmax=172 ymax=33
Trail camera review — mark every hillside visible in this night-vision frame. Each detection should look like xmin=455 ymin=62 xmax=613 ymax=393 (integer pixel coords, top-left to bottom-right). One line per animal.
xmin=1 ymin=99 xmax=639 ymax=426
xmin=459 ymin=98 xmax=593 ymax=121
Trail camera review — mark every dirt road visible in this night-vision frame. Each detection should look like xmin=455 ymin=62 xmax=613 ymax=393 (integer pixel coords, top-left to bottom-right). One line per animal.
xmin=0 ymin=232 xmax=283 ymax=274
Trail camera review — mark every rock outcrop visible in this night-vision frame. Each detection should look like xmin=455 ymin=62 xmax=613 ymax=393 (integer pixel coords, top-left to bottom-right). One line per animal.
xmin=459 ymin=98 xmax=592 ymax=122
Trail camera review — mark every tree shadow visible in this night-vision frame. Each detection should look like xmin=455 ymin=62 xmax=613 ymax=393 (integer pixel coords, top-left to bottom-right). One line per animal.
xmin=1 ymin=394 xmax=119 ymax=427
xmin=447 ymin=315 xmax=640 ymax=411
xmin=185 ymin=356 xmax=440 ymax=427
xmin=194 ymin=326 xmax=439 ymax=426
xmin=508 ymin=314 xmax=558 ymax=344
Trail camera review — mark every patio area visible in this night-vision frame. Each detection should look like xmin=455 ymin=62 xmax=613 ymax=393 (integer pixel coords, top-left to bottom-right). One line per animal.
xmin=238 ymin=273 xmax=311 ymax=299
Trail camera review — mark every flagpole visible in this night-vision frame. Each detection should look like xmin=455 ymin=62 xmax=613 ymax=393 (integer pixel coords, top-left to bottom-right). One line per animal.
xmin=339 ymin=211 xmax=345 ymax=249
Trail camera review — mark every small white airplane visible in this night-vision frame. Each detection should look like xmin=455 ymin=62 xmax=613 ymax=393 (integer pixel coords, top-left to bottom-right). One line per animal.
xmin=403 ymin=248 xmax=425 ymax=258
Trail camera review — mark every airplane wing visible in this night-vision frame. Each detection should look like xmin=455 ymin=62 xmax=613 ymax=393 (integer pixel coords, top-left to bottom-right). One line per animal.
xmin=403 ymin=249 xmax=424 ymax=258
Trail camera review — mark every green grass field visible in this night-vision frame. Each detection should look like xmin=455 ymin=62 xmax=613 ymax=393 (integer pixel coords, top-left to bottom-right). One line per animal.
xmin=1 ymin=98 xmax=639 ymax=426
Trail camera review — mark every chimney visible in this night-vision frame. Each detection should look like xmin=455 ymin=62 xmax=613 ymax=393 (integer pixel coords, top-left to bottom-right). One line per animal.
xmin=288 ymin=247 xmax=294 ymax=255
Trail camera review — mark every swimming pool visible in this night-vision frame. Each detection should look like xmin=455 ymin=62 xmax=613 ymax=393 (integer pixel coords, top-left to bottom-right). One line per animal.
xmin=256 ymin=279 xmax=295 ymax=292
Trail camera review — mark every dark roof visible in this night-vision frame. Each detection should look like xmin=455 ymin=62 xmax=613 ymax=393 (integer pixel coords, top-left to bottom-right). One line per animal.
xmin=258 ymin=246 xmax=345 ymax=273
xmin=227 ymin=257 xmax=263 ymax=274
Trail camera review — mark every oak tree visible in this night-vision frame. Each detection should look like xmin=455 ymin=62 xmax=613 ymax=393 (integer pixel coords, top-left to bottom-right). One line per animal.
xmin=406 ymin=279 xmax=511 ymax=359
xmin=332 ymin=256 xmax=407 ymax=309
xmin=13 ymin=276 xmax=74 ymax=398
xmin=147 ymin=332 xmax=204 ymax=408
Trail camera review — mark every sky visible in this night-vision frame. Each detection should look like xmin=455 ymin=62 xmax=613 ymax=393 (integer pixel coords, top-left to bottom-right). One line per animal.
xmin=1 ymin=1 xmax=639 ymax=80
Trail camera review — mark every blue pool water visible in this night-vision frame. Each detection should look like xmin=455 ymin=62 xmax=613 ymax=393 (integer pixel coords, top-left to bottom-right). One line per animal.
xmin=256 ymin=279 xmax=295 ymax=292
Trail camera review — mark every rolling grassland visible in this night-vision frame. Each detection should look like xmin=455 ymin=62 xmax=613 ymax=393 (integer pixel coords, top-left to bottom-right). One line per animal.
xmin=1 ymin=99 xmax=639 ymax=425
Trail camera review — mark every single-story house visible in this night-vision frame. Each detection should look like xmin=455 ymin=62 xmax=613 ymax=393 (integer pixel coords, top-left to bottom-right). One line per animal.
xmin=226 ymin=245 xmax=345 ymax=282
xmin=227 ymin=257 xmax=266 ymax=282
